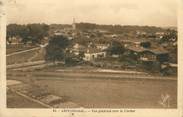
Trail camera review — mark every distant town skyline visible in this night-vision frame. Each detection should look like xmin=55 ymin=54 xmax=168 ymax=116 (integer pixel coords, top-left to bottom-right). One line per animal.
xmin=7 ymin=0 xmax=177 ymax=27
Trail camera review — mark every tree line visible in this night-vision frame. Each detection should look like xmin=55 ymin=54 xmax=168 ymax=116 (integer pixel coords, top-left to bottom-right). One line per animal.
xmin=7 ymin=23 xmax=49 ymax=44
xmin=75 ymin=22 xmax=171 ymax=34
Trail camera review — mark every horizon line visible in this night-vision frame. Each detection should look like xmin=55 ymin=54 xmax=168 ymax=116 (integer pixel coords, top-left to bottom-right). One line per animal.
xmin=7 ymin=22 xmax=177 ymax=28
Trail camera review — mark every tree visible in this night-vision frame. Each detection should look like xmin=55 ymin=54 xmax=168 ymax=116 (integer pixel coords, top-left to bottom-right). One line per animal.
xmin=64 ymin=52 xmax=80 ymax=66
xmin=107 ymin=41 xmax=125 ymax=55
xmin=7 ymin=24 xmax=17 ymax=39
xmin=26 ymin=24 xmax=49 ymax=44
xmin=18 ymin=25 xmax=30 ymax=44
xmin=7 ymin=24 xmax=23 ymax=43
xmin=45 ymin=35 xmax=70 ymax=63
xmin=6 ymin=23 xmax=49 ymax=44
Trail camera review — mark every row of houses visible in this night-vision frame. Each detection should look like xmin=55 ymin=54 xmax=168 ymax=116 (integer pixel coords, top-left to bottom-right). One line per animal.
xmin=67 ymin=37 xmax=176 ymax=74
xmin=70 ymin=40 xmax=169 ymax=67
xmin=7 ymin=35 xmax=171 ymax=66
xmin=70 ymin=39 xmax=169 ymax=63
xmin=121 ymin=39 xmax=169 ymax=63
xmin=69 ymin=43 xmax=108 ymax=61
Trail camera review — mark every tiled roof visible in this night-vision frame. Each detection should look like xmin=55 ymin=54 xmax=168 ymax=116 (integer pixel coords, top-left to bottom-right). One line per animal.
xmin=126 ymin=46 xmax=146 ymax=53
xmin=121 ymin=39 xmax=150 ymax=43
xmin=126 ymin=46 xmax=168 ymax=55
xmin=149 ymin=48 xmax=168 ymax=54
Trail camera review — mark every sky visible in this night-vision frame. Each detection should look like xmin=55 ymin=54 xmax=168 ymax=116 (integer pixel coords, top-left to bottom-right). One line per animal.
xmin=7 ymin=0 xmax=177 ymax=27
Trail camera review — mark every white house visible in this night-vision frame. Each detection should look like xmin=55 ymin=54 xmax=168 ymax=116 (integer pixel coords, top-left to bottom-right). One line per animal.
xmin=83 ymin=48 xmax=106 ymax=61
xmin=7 ymin=37 xmax=22 ymax=45
xmin=96 ymin=44 xmax=109 ymax=50
xmin=70 ymin=43 xmax=86 ymax=56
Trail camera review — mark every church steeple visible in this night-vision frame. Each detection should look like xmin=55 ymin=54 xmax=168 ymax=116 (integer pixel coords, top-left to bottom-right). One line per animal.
xmin=72 ymin=18 xmax=76 ymax=39
xmin=72 ymin=18 xmax=76 ymax=30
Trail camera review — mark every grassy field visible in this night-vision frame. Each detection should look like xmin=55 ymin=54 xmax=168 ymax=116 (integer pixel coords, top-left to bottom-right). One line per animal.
xmin=7 ymin=48 xmax=45 ymax=65
xmin=35 ymin=78 xmax=177 ymax=108
xmin=7 ymin=68 xmax=177 ymax=108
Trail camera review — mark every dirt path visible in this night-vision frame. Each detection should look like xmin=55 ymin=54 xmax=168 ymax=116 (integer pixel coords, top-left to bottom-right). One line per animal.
xmin=7 ymin=70 xmax=177 ymax=81
xmin=6 ymin=47 xmax=40 ymax=57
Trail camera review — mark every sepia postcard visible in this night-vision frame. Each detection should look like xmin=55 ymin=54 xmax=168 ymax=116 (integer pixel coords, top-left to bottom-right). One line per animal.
xmin=0 ymin=0 xmax=183 ymax=116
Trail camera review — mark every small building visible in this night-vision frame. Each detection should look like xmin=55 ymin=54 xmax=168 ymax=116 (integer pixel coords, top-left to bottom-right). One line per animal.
xmin=53 ymin=30 xmax=64 ymax=36
xmin=83 ymin=48 xmax=106 ymax=61
xmin=96 ymin=44 xmax=110 ymax=50
xmin=126 ymin=46 xmax=169 ymax=63
xmin=70 ymin=43 xmax=86 ymax=56
xmin=122 ymin=39 xmax=168 ymax=62
xmin=136 ymin=31 xmax=147 ymax=35
xmin=121 ymin=39 xmax=151 ymax=48
xmin=155 ymin=32 xmax=165 ymax=38
xmin=126 ymin=45 xmax=169 ymax=72
xmin=7 ymin=37 xmax=22 ymax=45
xmin=160 ymin=63 xmax=177 ymax=76
xmin=139 ymin=49 xmax=169 ymax=63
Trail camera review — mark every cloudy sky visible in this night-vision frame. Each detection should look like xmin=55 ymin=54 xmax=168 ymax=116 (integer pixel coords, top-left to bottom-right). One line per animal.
xmin=7 ymin=0 xmax=177 ymax=27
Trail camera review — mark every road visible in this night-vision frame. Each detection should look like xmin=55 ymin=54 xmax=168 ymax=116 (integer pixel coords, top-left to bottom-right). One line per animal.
xmin=6 ymin=47 xmax=40 ymax=57
xmin=8 ymin=70 xmax=177 ymax=80
xmin=7 ymin=70 xmax=177 ymax=108
xmin=7 ymin=43 xmax=48 ymax=57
